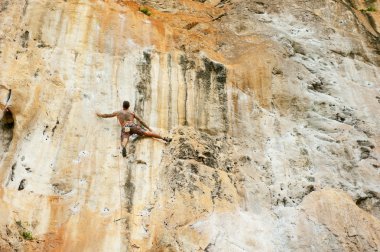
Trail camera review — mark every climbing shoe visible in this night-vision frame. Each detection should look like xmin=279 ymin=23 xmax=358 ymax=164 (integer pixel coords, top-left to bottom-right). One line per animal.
xmin=163 ymin=137 xmax=172 ymax=143
xmin=122 ymin=147 xmax=127 ymax=157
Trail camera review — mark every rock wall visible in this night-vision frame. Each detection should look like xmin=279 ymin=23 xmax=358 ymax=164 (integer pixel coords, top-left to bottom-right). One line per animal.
xmin=0 ymin=0 xmax=379 ymax=251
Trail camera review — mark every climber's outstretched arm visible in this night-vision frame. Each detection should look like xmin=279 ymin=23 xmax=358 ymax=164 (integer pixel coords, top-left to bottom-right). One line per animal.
xmin=96 ymin=111 xmax=118 ymax=118
xmin=134 ymin=114 xmax=152 ymax=131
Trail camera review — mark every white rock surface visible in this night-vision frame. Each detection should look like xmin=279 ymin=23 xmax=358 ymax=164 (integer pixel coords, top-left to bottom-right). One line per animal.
xmin=0 ymin=0 xmax=379 ymax=251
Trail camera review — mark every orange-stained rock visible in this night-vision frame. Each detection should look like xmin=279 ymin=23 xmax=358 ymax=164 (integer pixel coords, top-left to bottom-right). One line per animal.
xmin=0 ymin=0 xmax=379 ymax=251
xmin=295 ymin=189 xmax=380 ymax=251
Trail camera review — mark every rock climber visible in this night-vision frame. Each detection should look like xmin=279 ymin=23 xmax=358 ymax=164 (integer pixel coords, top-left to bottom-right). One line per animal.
xmin=96 ymin=101 xmax=171 ymax=157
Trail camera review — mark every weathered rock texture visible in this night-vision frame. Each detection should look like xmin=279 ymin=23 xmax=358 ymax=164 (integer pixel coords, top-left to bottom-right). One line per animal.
xmin=0 ymin=0 xmax=379 ymax=251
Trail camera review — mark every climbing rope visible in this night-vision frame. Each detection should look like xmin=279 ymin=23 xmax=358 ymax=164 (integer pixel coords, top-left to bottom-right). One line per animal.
xmin=114 ymin=84 xmax=129 ymax=223
xmin=115 ymin=82 xmax=124 ymax=223
xmin=115 ymin=145 xmax=125 ymax=223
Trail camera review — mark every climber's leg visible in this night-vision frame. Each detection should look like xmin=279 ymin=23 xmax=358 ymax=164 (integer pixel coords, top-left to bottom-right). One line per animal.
xmin=143 ymin=131 xmax=163 ymax=139
xmin=130 ymin=125 xmax=172 ymax=143
xmin=120 ymin=130 xmax=130 ymax=157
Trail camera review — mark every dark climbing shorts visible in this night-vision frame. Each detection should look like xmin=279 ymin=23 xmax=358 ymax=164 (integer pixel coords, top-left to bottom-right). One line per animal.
xmin=121 ymin=123 xmax=146 ymax=140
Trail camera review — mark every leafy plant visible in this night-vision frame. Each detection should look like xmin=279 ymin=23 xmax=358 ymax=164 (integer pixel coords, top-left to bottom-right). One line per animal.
xmin=15 ymin=220 xmax=33 ymax=241
xmin=22 ymin=231 xmax=33 ymax=240
xmin=139 ymin=7 xmax=151 ymax=16
xmin=366 ymin=6 xmax=377 ymax=12
xmin=365 ymin=0 xmax=376 ymax=4
xmin=360 ymin=6 xmax=377 ymax=12
xmin=15 ymin=220 xmax=22 ymax=227
xmin=360 ymin=0 xmax=377 ymax=12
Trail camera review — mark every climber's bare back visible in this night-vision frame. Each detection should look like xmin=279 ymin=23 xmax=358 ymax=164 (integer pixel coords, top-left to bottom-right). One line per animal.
xmin=116 ymin=110 xmax=135 ymax=127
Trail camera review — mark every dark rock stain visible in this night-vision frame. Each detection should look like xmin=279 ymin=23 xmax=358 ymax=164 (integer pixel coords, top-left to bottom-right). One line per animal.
xmin=179 ymin=55 xmax=195 ymax=126
xmin=134 ymin=51 xmax=152 ymax=117
xmin=167 ymin=54 xmax=173 ymax=129
xmin=195 ymin=57 xmax=228 ymax=132
xmin=52 ymin=119 xmax=59 ymax=136
xmin=20 ymin=31 xmax=29 ymax=48
xmin=6 ymin=163 xmax=17 ymax=186
xmin=1 ymin=108 xmax=14 ymax=162
xmin=0 ymin=0 xmax=9 ymax=12
xmin=18 ymin=179 xmax=26 ymax=191
xmin=179 ymin=55 xmax=229 ymax=132
xmin=22 ymin=0 xmax=29 ymax=16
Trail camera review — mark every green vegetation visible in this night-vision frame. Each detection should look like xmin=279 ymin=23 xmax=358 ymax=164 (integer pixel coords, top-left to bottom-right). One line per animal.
xmin=139 ymin=7 xmax=152 ymax=16
xmin=361 ymin=6 xmax=377 ymax=12
xmin=362 ymin=0 xmax=377 ymax=12
xmin=15 ymin=220 xmax=22 ymax=227
xmin=366 ymin=6 xmax=377 ymax=12
xmin=365 ymin=0 xmax=376 ymax=4
xmin=359 ymin=0 xmax=377 ymax=12
xmin=21 ymin=231 xmax=33 ymax=240
xmin=15 ymin=220 xmax=33 ymax=241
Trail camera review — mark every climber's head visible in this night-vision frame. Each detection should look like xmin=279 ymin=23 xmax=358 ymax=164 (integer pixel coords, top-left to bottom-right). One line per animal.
xmin=123 ymin=101 xmax=130 ymax=110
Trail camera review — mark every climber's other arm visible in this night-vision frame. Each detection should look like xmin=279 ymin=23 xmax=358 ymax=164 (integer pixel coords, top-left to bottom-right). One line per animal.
xmin=96 ymin=111 xmax=118 ymax=118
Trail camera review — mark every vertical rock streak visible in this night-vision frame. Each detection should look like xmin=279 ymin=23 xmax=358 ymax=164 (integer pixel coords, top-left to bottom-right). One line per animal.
xmin=0 ymin=0 xmax=379 ymax=251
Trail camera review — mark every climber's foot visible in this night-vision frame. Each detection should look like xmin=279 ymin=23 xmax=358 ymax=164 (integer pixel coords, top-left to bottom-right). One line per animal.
xmin=163 ymin=137 xmax=172 ymax=143
xmin=122 ymin=147 xmax=127 ymax=157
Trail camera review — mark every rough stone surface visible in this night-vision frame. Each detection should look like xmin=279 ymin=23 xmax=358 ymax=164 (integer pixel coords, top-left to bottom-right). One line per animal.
xmin=0 ymin=0 xmax=379 ymax=251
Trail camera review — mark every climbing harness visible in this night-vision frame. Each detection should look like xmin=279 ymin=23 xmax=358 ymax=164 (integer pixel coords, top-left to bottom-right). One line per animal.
xmin=124 ymin=125 xmax=131 ymax=133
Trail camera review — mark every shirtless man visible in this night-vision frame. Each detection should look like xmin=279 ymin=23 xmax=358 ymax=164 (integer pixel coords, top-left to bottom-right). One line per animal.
xmin=96 ymin=101 xmax=171 ymax=157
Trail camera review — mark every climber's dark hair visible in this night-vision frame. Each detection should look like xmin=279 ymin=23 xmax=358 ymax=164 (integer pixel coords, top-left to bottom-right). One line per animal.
xmin=123 ymin=101 xmax=130 ymax=109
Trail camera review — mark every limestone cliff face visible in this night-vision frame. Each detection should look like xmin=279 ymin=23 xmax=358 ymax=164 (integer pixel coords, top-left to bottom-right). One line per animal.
xmin=0 ymin=0 xmax=379 ymax=251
